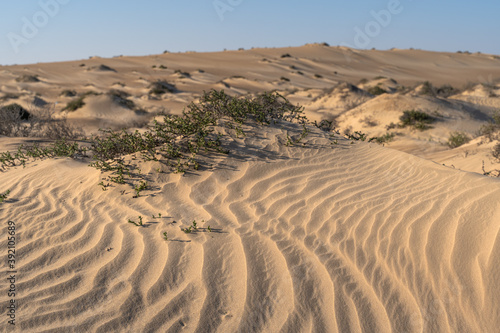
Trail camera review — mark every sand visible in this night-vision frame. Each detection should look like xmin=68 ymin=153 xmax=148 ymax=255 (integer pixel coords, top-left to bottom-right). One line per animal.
xmin=1 ymin=46 xmax=500 ymax=332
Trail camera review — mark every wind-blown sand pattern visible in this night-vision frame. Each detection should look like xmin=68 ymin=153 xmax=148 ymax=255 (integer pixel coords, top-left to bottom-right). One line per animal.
xmin=1 ymin=122 xmax=499 ymax=332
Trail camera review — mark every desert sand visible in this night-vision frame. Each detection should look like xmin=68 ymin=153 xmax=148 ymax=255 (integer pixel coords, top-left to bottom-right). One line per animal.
xmin=1 ymin=45 xmax=500 ymax=332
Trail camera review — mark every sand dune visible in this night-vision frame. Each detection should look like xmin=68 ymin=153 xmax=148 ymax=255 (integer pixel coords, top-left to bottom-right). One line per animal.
xmin=1 ymin=123 xmax=499 ymax=332
xmin=1 ymin=46 xmax=500 ymax=332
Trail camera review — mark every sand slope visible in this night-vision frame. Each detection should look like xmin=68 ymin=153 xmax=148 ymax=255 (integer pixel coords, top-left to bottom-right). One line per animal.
xmin=1 ymin=123 xmax=499 ymax=332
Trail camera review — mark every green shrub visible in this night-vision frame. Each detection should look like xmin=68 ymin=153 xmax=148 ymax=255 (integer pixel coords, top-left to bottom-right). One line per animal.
xmin=367 ymin=85 xmax=387 ymax=96
xmin=108 ymin=89 xmax=135 ymax=109
xmin=369 ymin=132 xmax=395 ymax=144
xmin=63 ymin=96 xmax=86 ymax=111
xmin=149 ymin=80 xmax=176 ymax=95
xmin=419 ymin=81 xmax=436 ymax=96
xmin=447 ymin=131 xmax=470 ymax=148
xmin=479 ymin=110 xmax=500 ymax=141
xmin=0 ymin=190 xmax=10 ymax=203
xmin=399 ymin=110 xmax=435 ymax=130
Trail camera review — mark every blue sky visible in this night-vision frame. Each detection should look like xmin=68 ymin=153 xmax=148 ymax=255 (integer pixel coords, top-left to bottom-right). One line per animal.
xmin=1 ymin=0 xmax=499 ymax=65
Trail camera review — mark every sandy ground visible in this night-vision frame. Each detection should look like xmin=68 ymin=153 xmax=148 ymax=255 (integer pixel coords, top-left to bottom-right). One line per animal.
xmin=1 ymin=46 xmax=500 ymax=332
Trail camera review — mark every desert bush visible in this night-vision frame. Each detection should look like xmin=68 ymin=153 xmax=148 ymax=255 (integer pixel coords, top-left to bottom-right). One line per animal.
xmin=492 ymin=143 xmax=500 ymax=161
xmin=149 ymin=80 xmax=177 ymax=95
xmin=60 ymin=89 xmax=77 ymax=97
xmin=369 ymin=132 xmax=395 ymax=144
xmin=63 ymin=96 xmax=86 ymax=111
xmin=0 ymin=103 xmax=81 ymax=139
xmin=280 ymin=77 xmax=290 ymax=82
xmin=87 ymin=90 xmax=305 ymax=179
xmin=419 ymin=81 xmax=436 ymax=96
xmin=16 ymin=74 xmax=40 ymax=83
xmin=63 ymin=91 xmax=100 ymax=111
xmin=90 ymin=64 xmax=116 ymax=72
xmin=479 ymin=110 xmax=500 ymax=141
xmin=436 ymin=84 xmax=458 ymax=97
xmin=281 ymin=53 xmax=292 ymax=58
xmin=447 ymin=131 xmax=470 ymax=148
xmin=367 ymin=85 xmax=387 ymax=96
xmin=399 ymin=110 xmax=435 ymax=130
xmin=108 ymin=89 xmax=135 ymax=109
xmin=0 ymin=104 xmax=31 ymax=136
xmin=1 ymin=103 xmax=30 ymax=120
xmin=174 ymin=70 xmax=191 ymax=78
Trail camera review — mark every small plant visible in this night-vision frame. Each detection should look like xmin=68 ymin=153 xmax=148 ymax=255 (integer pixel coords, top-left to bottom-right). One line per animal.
xmin=207 ymin=225 xmax=212 ymax=232
xmin=447 ymin=131 xmax=470 ymax=148
xmin=128 ymin=218 xmax=141 ymax=226
xmin=346 ymin=131 xmax=368 ymax=141
xmin=182 ymin=226 xmax=192 ymax=233
xmin=98 ymin=181 xmax=110 ymax=191
xmin=133 ymin=181 xmax=148 ymax=198
xmin=0 ymin=189 xmax=10 ymax=203
xmin=163 ymin=232 xmax=168 ymax=240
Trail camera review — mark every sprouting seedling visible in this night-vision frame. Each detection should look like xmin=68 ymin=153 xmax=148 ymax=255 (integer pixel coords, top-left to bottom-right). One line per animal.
xmin=163 ymin=232 xmax=168 ymax=240
xmin=138 ymin=216 xmax=143 ymax=225
xmin=98 ymin=181 xmax=110 ymax=191
xmin=158 ymin=213 xmax=162 ymax=218
xmin=0 ymin=190 xmax=10 ymax=203
xmin=182 ymin=226 xmax=192 ymax=233
xmin=192 ymin=220 xmax=198 ymax=230
xmin=128 ymin=219 xmax=140 ymax=226
xmin=207 ymin=225 xmax=212 ymax=232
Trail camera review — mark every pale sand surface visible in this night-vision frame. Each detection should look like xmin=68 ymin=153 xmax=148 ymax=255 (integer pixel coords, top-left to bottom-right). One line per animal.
xmin=1 ymin=46 xmax=500 ymax=332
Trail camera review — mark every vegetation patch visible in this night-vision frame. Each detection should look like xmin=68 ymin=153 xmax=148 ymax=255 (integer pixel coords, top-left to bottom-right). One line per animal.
xmin=447 ymin=131 xmax=470 ymax=148
xmin=60 ymin=89 xmax=77 ymax=97
xmin=108 ymin=89 xmax=135 ymax=109
xmin=367 ymin=85 xmax=387 ymax=96
xmin=149 ymin=80 xmax=177 ymax=95
xmin=479 ymin=110 xmax=500 ymax=141
xmin=493 ymin=143 xmax=500 ymax=161
xmin=399 ymin=110 xmax=435 ymax=131
xmin=1 ymin=103 xmax=30 ymax=120
xmin=16 ymin=74 xmax=40 ymax=83
xmin=369 ymin=132 xmax=395 ymax=144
